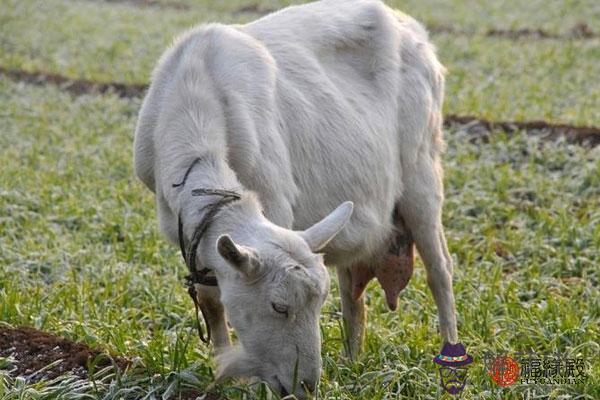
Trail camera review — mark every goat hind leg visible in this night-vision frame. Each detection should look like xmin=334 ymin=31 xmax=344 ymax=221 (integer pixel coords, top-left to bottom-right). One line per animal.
xmin=399 ymin=158 xmax=458 ymax=344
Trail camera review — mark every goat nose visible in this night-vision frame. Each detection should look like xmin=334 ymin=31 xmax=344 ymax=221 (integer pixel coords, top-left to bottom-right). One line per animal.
xmin=301 ymin=379 xmax=316 ymax=393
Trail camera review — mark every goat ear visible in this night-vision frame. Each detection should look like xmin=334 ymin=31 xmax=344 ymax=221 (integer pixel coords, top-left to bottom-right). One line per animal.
xmin=217 ymin=234 xmax=259 ymax=276
xmin=300 ymin=201 xmax=353 ymax=251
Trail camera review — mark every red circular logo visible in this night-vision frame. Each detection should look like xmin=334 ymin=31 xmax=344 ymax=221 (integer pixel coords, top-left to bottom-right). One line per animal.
xmin=488 ymin=356 xmax=520 ymax=387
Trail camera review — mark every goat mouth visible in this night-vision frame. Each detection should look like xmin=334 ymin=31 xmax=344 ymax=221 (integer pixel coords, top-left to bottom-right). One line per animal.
xmin=274 ymin=376 xmax=290 ymax=397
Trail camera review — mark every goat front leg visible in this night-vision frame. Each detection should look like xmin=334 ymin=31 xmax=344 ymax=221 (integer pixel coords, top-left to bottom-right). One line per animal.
xmin=194 ymin=286 xmax=231 ymax=353
xmin=336 ymin=266 xmax=366 ymax=360
xmin=399 ymin=156 xmax=458 ymax=344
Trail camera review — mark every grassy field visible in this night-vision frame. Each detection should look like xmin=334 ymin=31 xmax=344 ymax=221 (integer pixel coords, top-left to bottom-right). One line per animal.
xmin=1 ymin=0 xmax=599 ymax=399
xmin=2 ymin=0 xmax=599 ymax=125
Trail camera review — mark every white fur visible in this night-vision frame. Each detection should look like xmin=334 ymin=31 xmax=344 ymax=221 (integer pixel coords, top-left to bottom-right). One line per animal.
xmin=134 ymin=0 xmax=457 ymax=397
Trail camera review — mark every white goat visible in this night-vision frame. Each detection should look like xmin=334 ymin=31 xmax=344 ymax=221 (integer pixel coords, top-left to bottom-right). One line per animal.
xmin=134 ymin=0 xmax=458 ymax=397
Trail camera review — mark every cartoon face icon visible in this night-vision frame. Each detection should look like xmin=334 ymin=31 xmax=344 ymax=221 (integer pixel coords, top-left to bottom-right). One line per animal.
xmin=433 ymin=342 xmax=473 ymax=395
xmin=439 ymin=366 xmax=469 ymax=395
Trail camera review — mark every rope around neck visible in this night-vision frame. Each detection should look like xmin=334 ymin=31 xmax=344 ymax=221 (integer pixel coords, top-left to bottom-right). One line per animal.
xmin=172 ymin=157 xmax=242 ymax=344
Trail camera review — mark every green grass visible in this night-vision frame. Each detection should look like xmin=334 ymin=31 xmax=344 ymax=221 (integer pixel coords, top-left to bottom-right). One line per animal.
xmin=108 ymin=0 xmax=600 ymax=33
xmin=437 ymin=34 xmax=600 ymax=125
xmin=2 ymin=0 xmax=599 ymax=125
xmin=1 ymin=0 xmax=599 ymax=399
xmin=1 ymin=77 xmax=598 ymax=398
xmin=389 ymin=0 xmax=600 ymax=33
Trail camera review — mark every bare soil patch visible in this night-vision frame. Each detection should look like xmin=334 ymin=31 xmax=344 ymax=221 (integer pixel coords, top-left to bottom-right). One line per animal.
xmin=0 ymin=326 xmax=128 ymax=381
xmin=233 ymin=3 xmax=277 ymax=16
xmin=101 ymin=0 xmax=189 ymax=10
xmin=429 ymin=22 xmax=598 ymax=39
xmin=444 ymin=114 xmax=600 ymax=147
xmin=1 ymin=67 xmax=598 ymax=147
xmin=0 ymin=67 xmax=146 ymax=98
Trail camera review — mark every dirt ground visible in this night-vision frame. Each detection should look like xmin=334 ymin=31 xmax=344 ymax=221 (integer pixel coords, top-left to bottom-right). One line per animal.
xmin=0 ymin=326 xmax=220 ymax=398
xmin=0 ymin=326 xmax=128 ymax=380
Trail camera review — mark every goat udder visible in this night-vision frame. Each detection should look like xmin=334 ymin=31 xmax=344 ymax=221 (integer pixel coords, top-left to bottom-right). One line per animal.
xmin=349 ymin=242 xmax=414 ymax=310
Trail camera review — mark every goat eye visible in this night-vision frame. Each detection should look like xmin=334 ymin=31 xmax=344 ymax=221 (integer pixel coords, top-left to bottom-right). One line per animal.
xmin=271 ymin=302 xmax=288 ymax=316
